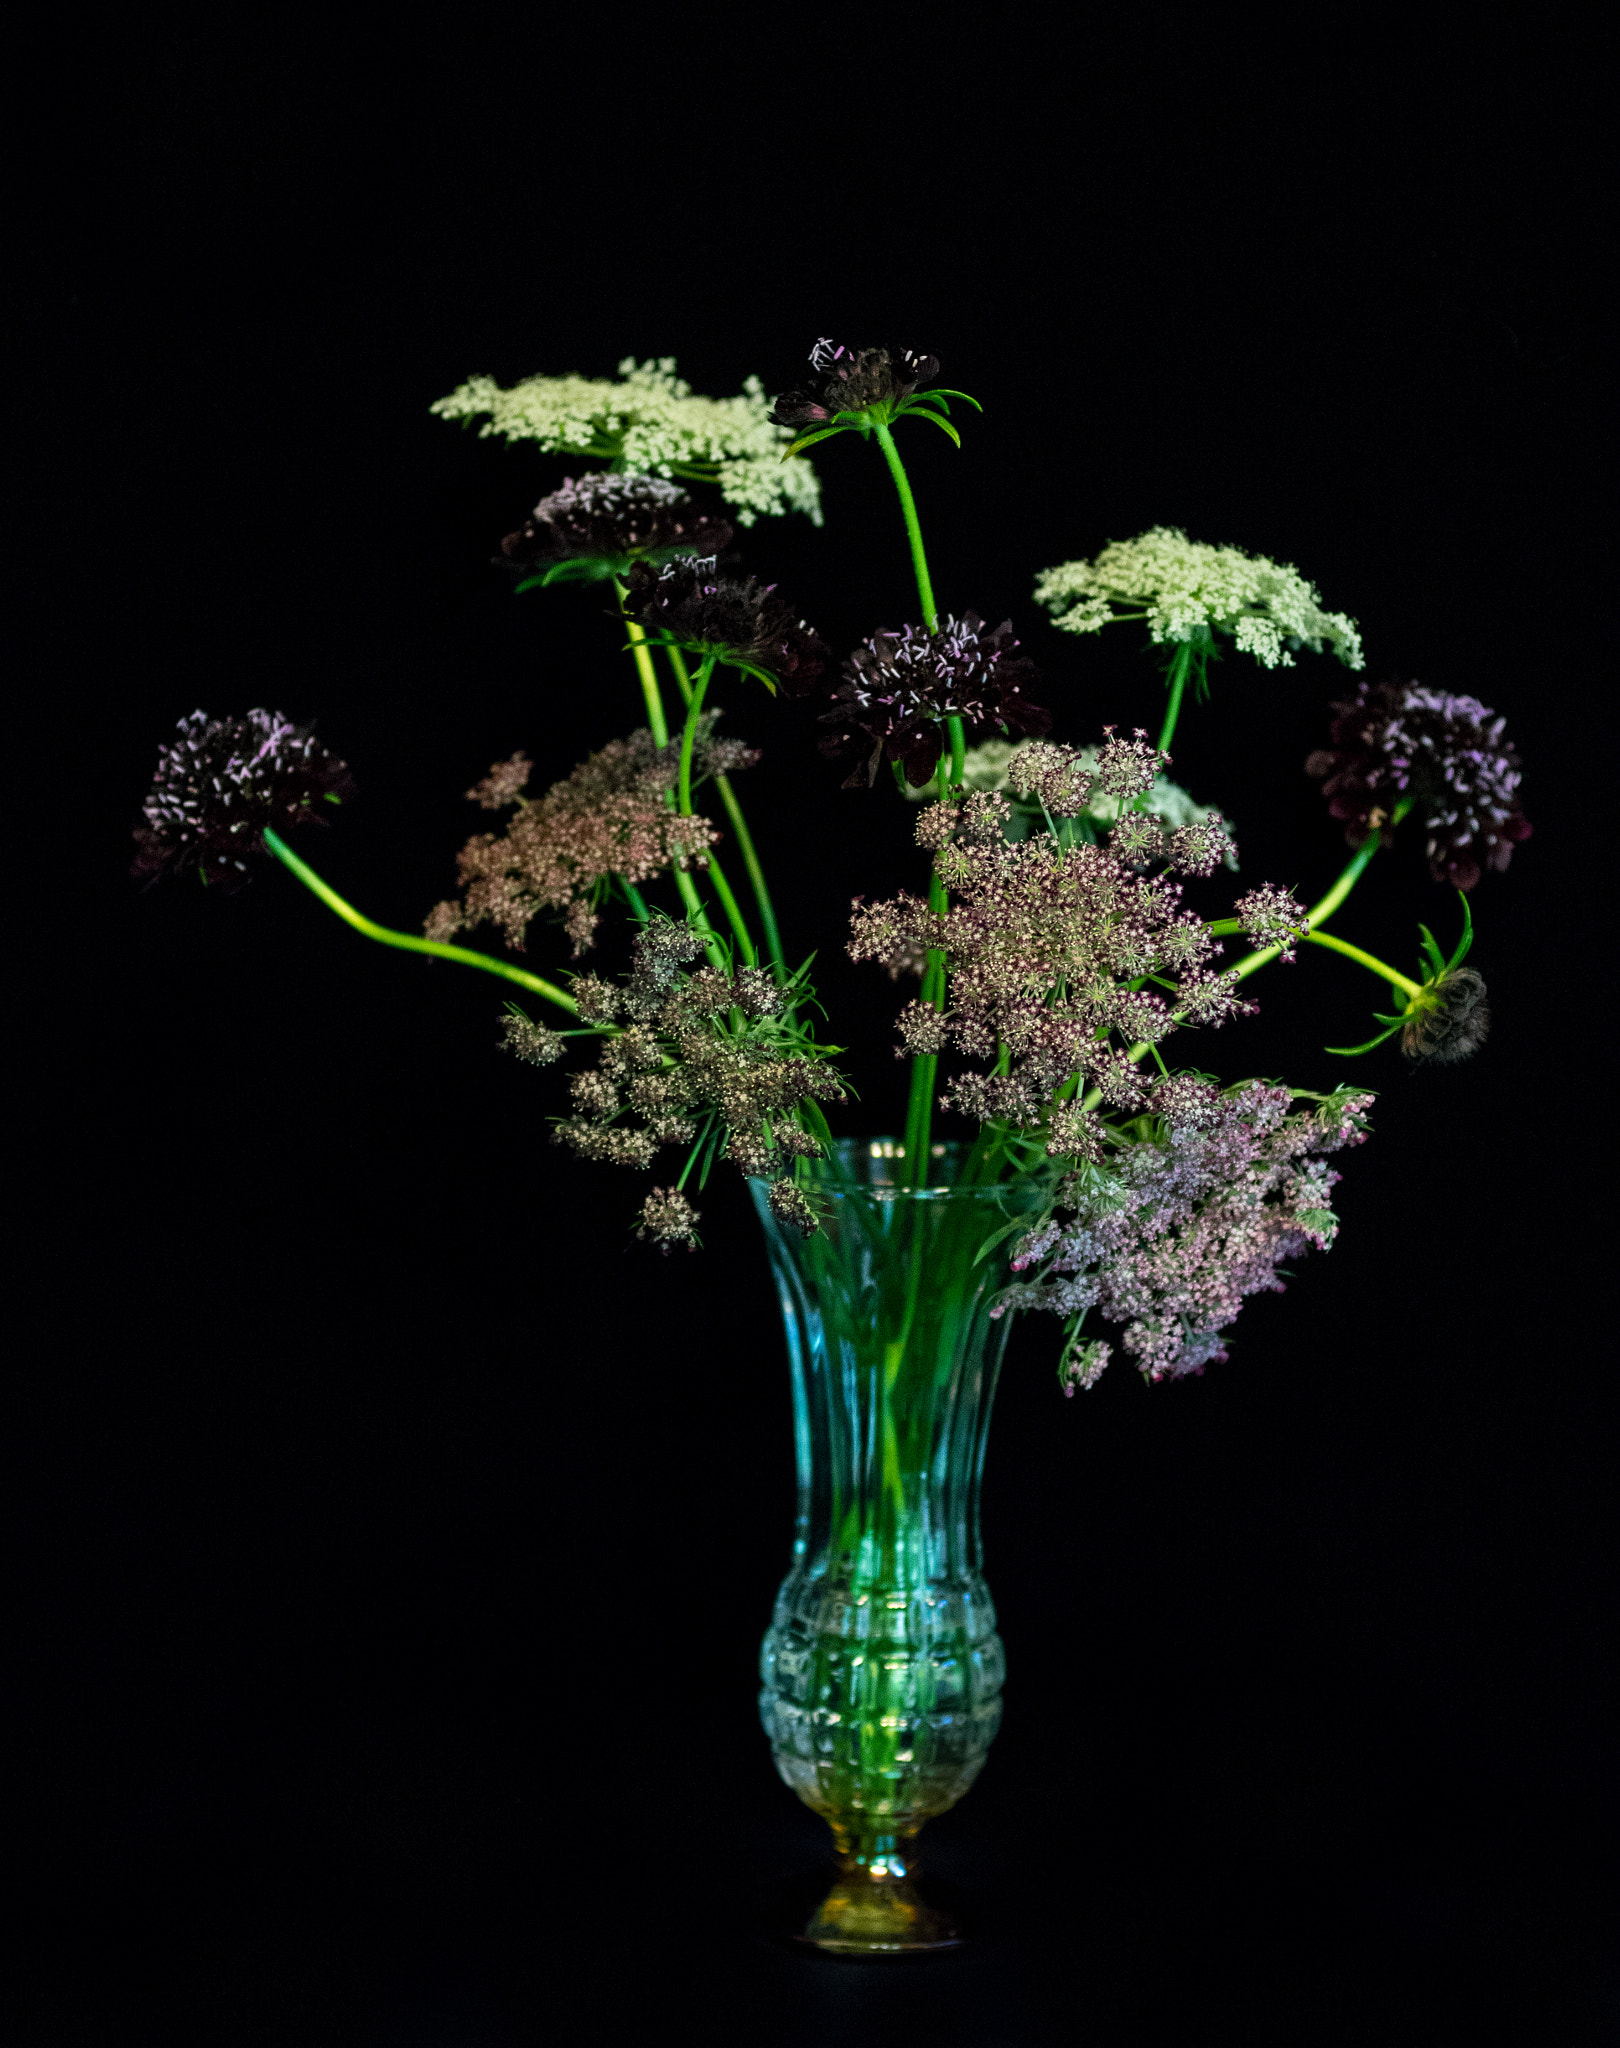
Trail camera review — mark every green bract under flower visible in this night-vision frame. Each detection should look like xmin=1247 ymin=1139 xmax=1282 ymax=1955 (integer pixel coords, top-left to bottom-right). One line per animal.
xmin=1034 ymin=526 xmax=1364 ymax=670
xmin=431 ymin=358 xmax=821 ymax=528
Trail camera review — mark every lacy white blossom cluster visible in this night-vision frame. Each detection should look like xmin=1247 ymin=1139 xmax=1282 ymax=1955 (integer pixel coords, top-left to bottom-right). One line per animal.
xmin=431 ymin=359 xmax=822 ymax=528
xmin=1033 ymin=527 xmax=1363 ymax=670
xmin=1002 ymin=1085 xmax=1374 ymax=1385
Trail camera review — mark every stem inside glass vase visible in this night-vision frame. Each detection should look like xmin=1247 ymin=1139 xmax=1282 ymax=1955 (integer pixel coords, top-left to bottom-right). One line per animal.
xmin=753 ymin=1139 xmax=1045 ymax=1955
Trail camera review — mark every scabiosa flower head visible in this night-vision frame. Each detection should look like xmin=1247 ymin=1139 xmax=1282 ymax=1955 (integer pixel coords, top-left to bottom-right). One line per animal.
xmin=1305 ymin=679 xmax=1531 ymax=890
xmin=431 ymin=358 xmax=821 ymax=527
xmin=424 ymin=722 xmax=748 ymax=956
xmin=769 ymin=340 xmax=941 ymax=429
xmin=637 ymin=1187 xmax=701 ymax=1253
xmin=820 ymin=614 xmax=1051 ymax=788
xmin=498 ymin=472 xmax=734 ymax=586
xmin=621 ymin=556 xmax=829 ymax=696
xmin=1035 ymin=526 xmax=1363 ymax=670
xmin=1402 ymin=967 xmax=1490 ymax=1062
xmin=132 ymin=708 xmax=355 ymax=891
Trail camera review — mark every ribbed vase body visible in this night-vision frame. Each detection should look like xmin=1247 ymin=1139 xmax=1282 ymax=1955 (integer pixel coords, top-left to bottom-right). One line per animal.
xmin=752 ymin=1142 xmax=1037 ymax=1949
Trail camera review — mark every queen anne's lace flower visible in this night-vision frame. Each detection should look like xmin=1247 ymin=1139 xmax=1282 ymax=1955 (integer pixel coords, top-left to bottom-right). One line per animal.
xmin=431 ymin=358 xmax=821 ymax=528
xmin=1034 ymin=526 xmax=1363 ymax=670
xmin=637 ymin=1186 xmax=701 ymax=1252
xmin=132 ymin=709 xmax=355 ymax=891
xmin=849 ymin=803 xmax=1280 ymax=1151
xmin=425 ymin=722 xmax=751 ymax=956
xmin=1003 ymin=1084 xmax=1373 ymax=1384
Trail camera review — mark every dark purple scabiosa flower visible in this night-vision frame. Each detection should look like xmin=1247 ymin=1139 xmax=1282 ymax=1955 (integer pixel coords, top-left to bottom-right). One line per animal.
xmin=1401 ymin=967 xmax=1489 ymax=1062
xmin=768 ymin=340 xmax=979 ymax=455
xmin=499 ymin=472 xmax=734 ymax=589
xmin=1306 ymin=679 xmax=1531 ymax=890
xmin=620 ymin=556 xmax=829 ymax=696
xmin=132 ymin=708 xmax=355 ymax=892
xmin=820 ymin=614 xmax=1052 ymax=788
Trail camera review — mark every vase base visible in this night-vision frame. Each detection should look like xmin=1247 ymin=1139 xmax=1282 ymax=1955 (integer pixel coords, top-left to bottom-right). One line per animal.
xmin=758 ymin=1859 xmax=969 ymax=1958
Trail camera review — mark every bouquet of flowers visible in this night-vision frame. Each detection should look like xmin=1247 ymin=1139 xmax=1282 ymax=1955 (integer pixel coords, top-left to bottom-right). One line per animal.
xmin=133 ymin=339 xmax=1530 ymax=1394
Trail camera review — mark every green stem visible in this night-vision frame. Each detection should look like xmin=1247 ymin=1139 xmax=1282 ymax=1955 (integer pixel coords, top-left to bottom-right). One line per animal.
xmin=872 ymin=420 xmax=938 ymax=630
xmin=713 ymin=776 xmax=784 ymax=977
xmin=875 ymin=418 xmax=949 ymax=1187
xmin=263 ymin=829 xmax=578 ymax=1016
xmin=613 ymin=578 xmax=669 ymax=746
xmin=1156 ymin=641 xmax=1194 ymax=757
xmin=677 ymin=654 xmax=716 ymax=818
xmin=663 ymin=640 xmax=783 ymax=978
xmin=701 ymin=852 xmax=756 ymax=967
xmin=946 ymin=714 xmax=966 ymax=789
xmin=1303 ymin=929 xmax=1424 ymax=999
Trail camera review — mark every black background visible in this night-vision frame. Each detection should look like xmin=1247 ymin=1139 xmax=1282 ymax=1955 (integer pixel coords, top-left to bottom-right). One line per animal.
xmin=11 ymin=13 xmax=1614 ymax=2043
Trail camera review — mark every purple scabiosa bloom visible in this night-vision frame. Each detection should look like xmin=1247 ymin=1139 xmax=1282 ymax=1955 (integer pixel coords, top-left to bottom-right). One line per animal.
xmin=132 ymin=708 xmax=355 ymax=892
xmin=1306 ymin=679 xmax=1532 ymax=890
xmin=768 ymin=341 xmax=942 ymax=429
xmin=1402 ymin=967 xmax=1490 ymax=1062
xmin=499 ymin=472 xmax=734 ymax=587
xmin=820 ymin=614 xmax=1052 ymax=788
xmin=620 ymin=556 xmax=829 ymax=696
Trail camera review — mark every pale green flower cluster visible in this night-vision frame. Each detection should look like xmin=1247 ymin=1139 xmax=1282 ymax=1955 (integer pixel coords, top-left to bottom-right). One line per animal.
xmin=905 ymin=739 xmax=1238 ymax=867
xmin=430 ymin=358 xmax=822 ymax=528
xmin=1033 ymin=526 xmax=1363 ymax=670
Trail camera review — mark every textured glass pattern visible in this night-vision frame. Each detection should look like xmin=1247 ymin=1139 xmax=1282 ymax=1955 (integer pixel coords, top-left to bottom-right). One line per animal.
xmin=753 ymin=1141 xmax=1042 ymax=1948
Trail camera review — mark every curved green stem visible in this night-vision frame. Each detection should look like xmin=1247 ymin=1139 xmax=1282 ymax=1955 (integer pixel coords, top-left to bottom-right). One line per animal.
xmin=872 ymin=420 xmax=938 ymax=630
xmin=1303 ymin=929 xmax=1423 ymax=999
xmin=263 ymin=829 xmax=579 ymax=1016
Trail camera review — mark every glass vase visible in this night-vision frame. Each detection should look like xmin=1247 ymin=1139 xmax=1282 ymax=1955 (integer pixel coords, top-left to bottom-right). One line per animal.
xmin=752 ymin=1138 xmax=1041 ymax=1955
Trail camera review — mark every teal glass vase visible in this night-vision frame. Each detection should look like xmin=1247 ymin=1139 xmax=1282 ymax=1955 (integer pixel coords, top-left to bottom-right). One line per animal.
xmin=752 ymin=1139 xmax=1042 ymax=1954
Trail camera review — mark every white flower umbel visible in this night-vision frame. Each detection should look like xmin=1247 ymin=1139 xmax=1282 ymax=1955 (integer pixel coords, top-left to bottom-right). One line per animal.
xmin=1033 ymin=526 xmax=1363 ymax=670
xmin=431 ymin=358 xmax=822 ymax=528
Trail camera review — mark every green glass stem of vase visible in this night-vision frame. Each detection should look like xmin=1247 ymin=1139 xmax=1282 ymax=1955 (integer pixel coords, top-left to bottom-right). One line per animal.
xmin=752 ymin=1140 xmax=1045 ymax=1955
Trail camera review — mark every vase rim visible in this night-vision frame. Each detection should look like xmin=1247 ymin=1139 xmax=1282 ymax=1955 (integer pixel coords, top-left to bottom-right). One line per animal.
xmin=750 ymin=1136 xmax=1037 ymax=1202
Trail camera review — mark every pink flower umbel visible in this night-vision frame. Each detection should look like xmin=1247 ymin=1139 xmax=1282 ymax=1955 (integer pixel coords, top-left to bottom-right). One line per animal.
xmin=1004 ymin=1085 xmax=1374 ymax=1386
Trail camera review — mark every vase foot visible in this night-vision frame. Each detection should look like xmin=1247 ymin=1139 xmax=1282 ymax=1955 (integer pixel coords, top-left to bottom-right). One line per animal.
xmin=794 ymin=1865 xmax=964 ymax=1955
